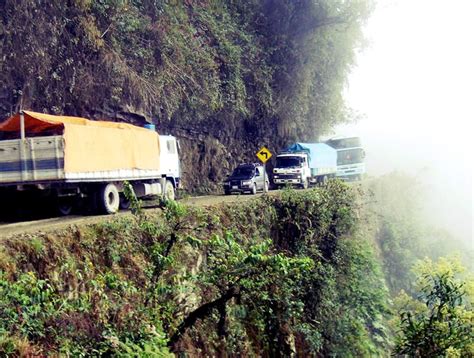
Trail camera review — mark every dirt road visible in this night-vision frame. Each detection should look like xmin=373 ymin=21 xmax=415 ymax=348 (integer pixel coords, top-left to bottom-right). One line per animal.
xmin=0 ymin=192 xmax=273 ymax=238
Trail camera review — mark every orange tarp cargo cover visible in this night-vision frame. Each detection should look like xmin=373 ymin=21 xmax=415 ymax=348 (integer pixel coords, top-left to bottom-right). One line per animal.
xmin=0 ymin=111 xmax=160 ymax=173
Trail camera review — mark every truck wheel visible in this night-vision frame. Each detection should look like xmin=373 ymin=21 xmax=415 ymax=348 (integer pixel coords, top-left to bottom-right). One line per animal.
xmin=251 ymin=183 xmax=257 ymax=195
xmin=224 ymin=190 xmax=231 ymax=195
xmin=321 ymin=175 xmax=328 ymax=185
xmin=301 ymin=179 xmax=308 ymax=190
xmin=164 ymin=180 xmax=175 ymax=201
xmin=98 ymin=183 xmax=120 ymax=214
xmin=57 ymin=199 xmax=73 ymax=216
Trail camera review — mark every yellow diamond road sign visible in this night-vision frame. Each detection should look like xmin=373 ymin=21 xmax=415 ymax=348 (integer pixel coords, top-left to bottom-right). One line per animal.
xmin=256 ymin=147 xmax=272 ymax=163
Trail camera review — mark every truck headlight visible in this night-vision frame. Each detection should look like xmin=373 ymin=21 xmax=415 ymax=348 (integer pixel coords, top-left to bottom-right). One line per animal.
xmin=242 ymin=180 xmax=252 ymax=186
xmin=273 ymin=175 xmax=279 ymax=178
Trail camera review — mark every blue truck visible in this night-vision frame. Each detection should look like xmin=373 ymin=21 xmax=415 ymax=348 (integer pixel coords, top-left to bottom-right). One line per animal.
xmin=273 ymin=142 xmax=337 ymax=188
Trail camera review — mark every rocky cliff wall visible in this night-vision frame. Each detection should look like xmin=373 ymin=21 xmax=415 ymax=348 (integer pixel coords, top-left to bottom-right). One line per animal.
xmin=0 ymin=0 xmax=371 ymax=191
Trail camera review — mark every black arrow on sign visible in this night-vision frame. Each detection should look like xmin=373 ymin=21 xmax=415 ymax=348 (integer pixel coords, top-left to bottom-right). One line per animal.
xmin=259 ymin=150 xmax=268 ymax=159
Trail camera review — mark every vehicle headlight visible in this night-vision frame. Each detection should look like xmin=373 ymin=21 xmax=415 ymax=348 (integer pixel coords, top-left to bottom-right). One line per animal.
xmin=273 ymin=175 xmax=279 ymax=178
xmin=223 ymin=181 xmax=230 ymax=186
xmin=242 ymin=180 xmax=252 ymax=185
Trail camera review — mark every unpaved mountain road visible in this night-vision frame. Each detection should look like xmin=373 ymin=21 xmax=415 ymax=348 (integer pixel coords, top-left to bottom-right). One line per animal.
xmin=0 ymin=192 xmax=275 ymax=238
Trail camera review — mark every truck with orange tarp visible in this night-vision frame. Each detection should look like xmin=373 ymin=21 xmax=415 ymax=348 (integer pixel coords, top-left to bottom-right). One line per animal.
xmin=0 ymin=111 xmax=180 ymax=215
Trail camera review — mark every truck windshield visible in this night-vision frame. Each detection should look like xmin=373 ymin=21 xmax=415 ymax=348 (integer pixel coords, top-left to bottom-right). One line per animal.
xmin=327 ymin=137 xmax=362 ymax=149
xmin=232 ymin=166 xmax=254 ymax=177
xmin=337 ymin=148 xmax=364 ymax=165
xmin=276 ymin=157 xmax=302 ymax=168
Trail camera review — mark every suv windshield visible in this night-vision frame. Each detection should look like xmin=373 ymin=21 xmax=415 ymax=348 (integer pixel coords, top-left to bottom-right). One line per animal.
xmin=276 ymin=157 xmax=302 ymax=168
xmin=232 ymin=166 xmax=254 ymax=177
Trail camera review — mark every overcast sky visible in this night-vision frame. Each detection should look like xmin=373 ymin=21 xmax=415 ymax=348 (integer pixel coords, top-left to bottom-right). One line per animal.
xmin=336 ymin=0 xmax=473 ymax=244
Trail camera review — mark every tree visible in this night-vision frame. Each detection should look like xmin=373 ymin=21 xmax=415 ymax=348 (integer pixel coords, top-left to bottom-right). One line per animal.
xmin=169 ymin=230 xmax=313 ymax=355
xmin=394 ymin=258 xmax=474 ymax=357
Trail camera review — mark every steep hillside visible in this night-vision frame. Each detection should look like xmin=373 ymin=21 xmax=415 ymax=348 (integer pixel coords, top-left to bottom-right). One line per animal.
xmin=0 ymin=0 xmax=372 ymax=191
xmin=0 ymin=182 xmax=391 ymax=356
xmin=1 ymin=175 xmax=470 ymax=356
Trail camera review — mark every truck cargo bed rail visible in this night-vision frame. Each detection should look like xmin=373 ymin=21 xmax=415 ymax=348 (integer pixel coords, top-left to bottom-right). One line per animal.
xmin=0 ymin=135 xmax=65 ymax=183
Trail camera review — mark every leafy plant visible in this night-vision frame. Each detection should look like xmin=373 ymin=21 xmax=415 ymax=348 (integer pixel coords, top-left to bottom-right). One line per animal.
xmin=394 ymin=258 xmax=474 ymax=357
xmin=123 ymin=181 xmax=143 ymax=217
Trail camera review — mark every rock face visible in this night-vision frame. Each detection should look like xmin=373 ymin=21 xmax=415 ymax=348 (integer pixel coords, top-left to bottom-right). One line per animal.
xmin=161 ymin=119 xmax=266 ymax=193
xmin=0 ymin=1 xmax=371 ymax=192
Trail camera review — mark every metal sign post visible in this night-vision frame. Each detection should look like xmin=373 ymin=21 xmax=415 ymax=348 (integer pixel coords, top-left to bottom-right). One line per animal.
xmin=256 ymin=147 xmax=272 ymax=194
xmin=263 ymin=165 xmax=267 ymax=193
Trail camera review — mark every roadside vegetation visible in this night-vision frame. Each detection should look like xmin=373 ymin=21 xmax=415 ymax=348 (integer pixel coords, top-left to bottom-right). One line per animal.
xmin=394 ymin=257 xmax=473 ymax=357
xmin=0 ymin=176 xmax=472 ymax=356
xmin=364 ymin=173 xmax=474 ymax=357
xmin=0 ymin=181 xmax=393 ymax=356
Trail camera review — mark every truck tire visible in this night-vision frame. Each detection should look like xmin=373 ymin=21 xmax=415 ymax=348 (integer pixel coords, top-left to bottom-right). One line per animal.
xmin=301 ymin=179 xmax=308 ymax=190
xmin=98 ymin=183 xmax=120 ymax=214
xmin=251 ymin=183 xmax=257 ymax=195
xmin=164 ymin=180 xmax=175 ymax=201
xmin=57 ymin=198 xmax=74 ymax=216
xmin=224 ymin=190 xmax=231 ymax=195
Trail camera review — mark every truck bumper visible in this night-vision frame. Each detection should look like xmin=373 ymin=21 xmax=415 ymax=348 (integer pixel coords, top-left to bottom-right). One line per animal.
xmin=336 ymin=174 xmax=362 ymax=182
xmin=274 ymin=178 xmax=302 ymax=184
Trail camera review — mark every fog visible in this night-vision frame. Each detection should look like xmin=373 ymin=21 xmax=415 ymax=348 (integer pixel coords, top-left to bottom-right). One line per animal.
xmin=335 ymin=0 xmax=473 ymax=245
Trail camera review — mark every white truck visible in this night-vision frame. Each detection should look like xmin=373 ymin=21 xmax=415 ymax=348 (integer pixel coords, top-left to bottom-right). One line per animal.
xmin=273 ymin=142 xmax=337 ymax=189
xmin=325 ymin=136 xmax=365 ymax=181
xmin=0 ymin=111 xmax=180 ymax=216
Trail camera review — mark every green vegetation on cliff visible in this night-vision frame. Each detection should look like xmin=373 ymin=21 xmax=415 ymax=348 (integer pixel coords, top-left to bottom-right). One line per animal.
xmin=0 ymin=182 xmax=391 ymax=356
xmin=364 ymin=173 xmax=474 ymax=357
xmin=394 ymin=258 xmax=474 ymax=357
xmin=1 ymin=176 xmax=472 ymax=356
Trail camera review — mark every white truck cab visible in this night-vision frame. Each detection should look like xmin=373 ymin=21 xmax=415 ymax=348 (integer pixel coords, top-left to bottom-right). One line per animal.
xmin=273 ymin=143 xmax=337 ymax=189
xmin=273 ymin=153 xmax=311 ymax=188
xmin=325 ymin=137 xmax=366 ymax=181
xmin=159 ymin=135 xmax=181 ymax=188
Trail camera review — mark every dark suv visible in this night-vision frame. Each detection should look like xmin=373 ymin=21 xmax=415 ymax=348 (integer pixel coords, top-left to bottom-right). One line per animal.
xmin=223 ymin=163 xmax=269 ymax=195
